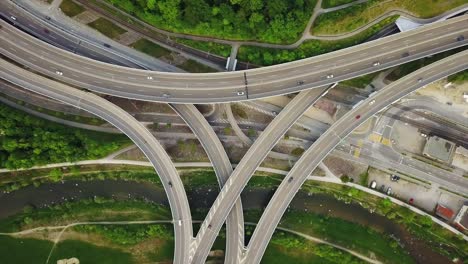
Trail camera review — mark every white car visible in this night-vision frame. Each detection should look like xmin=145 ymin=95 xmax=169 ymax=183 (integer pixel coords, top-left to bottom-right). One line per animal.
xmin=369 ymin=99 xmax=375 ymax=105
xmin=326 ymin=74 xmax=334 ymax=79
xmin=237 ymin=91 xmax=245 ymax=96
xmin=10 ymin=16 xmax=16 ymax=21
xmin=147 ymin=76 xmax=153 ymax=80
xmin=373 ymin=61 xmax=380 ymax=66
xmin=55 ymin=71 xmax=63 ymax=76
xmin=162 ymin=93 xmax=170 ymax=98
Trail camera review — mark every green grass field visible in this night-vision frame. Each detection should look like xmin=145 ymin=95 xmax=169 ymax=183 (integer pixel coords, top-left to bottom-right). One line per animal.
xmin=341 ymin=72 xmax=380 ymax=88
xmin=0 ymin=236 xmax=52 ymax=264
xmin=88 ymin=17 xmax=127 ymax=39
xmin=130 ymin=38 xmax=171 ymax=58
xmin=312 ymin=0 xmax=467 ymax=35
xmin=60 ymin=0 xmax=86 ymax=17
xmin=175 ymin=39 xmax=232 ymax=57
xmin=322 ymin=0 xmax=356 ymax=8
xmin=178 ymin=59 xmax=218 ymax=73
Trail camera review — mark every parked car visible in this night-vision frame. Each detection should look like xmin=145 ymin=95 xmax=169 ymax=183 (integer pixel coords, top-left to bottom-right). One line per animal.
xmin=370 ymin=180 xmax=377 ymax=189
xmin=408 ymin=198 xmax=414 ymax=205
xmin=386 ymin=187 xmax=392 ymax=195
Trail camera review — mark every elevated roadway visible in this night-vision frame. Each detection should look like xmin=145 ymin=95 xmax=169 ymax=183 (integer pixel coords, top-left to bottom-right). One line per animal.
xmin=0 ymin=60 xmax=193 ymax=264
xmin=2 ymin=5 xmax=248 ymax=257
xmin=241 ymin=50 xmax=468 ymax=264
xmin=170 ymin=104 xmax=244 ymax=264
xmin=189 ymin=86 xmax=331 ymax=263
xmin=0 ymin=0 xmax=179 ymax=71
xmin=1 ymin=16 xmax=467 ymax=103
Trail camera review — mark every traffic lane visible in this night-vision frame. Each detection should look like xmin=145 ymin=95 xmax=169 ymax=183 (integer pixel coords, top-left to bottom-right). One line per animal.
xmin=0 ymin=17 xmax=468 ymax=103
xmin=1 ymin=16 xmax=467 ymax=86
xmin=245 ymin=15 xmax=468 ymax=76
xmin=4 ymin=16 xmax=466 ymax=89
xmin=171 ymin=103 xmax=244 ymax=263
xmin=247 ymin=28 xmax=468 ymax=93
xmin=1 ymin=1 xmax=176 ymax=71
xmin=0 ymin=41 xmax=244 ymax=102
xmin=0 ymin=61 xmax=193 ymax=264
xmin=243 ymin=51 xmax=468 ymax=264
xmin=190 ymin=87 xmax=329 ymax=263
xmin=1 ymin=8 xmax=135 ymax=68
xmin=5 ymin=0 xmax=467 ymax=80
xmin=1 ymin=18 xmax=467 ymax=104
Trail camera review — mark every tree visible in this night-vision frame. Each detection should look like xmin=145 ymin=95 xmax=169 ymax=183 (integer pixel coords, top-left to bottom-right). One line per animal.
xmin=183 ymin=0 xmax=210 ymax=25
xmin=49 ymin=168 xmax=63 ymax=182
xmin=146 ymin=0 xmax=157 ymax=10
xmin=158 ymin=0 xmax=181 ymax=24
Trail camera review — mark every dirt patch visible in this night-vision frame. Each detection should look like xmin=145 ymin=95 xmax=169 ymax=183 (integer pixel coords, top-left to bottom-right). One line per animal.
xmin=391 ymin=121 xmax=425 ymax=155
xmin=115 ymin=148 xmax=148 ymax=161
xmin=106 ymin=96 xmax=174 ymax=114
xmin=314 ymin=98 xmax=337 ymax=117
xmin=166 ymin=139 xmax=209 ymax=162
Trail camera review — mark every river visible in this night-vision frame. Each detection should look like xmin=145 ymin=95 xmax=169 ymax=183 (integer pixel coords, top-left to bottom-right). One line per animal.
xmin=0 ymin=180 xmax=451 ymax=263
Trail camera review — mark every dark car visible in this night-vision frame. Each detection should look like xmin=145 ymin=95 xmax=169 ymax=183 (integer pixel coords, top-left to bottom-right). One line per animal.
xmin=390 ymin=175 xmax=400 ymax=182
xmin=355 ymin=114 xmax=361 ymax=120
xmin=457 ymin=35 xmax=464 ymax=41
xmin=168 ymin=181 xmax=173 ymax=187
xmin=103 ymin=43 xmax=111 ymax=48
xmin=402 ymin=52 xmax=409 ymax=58
xmin=288 ymin=177 xmax=294 ymax=183
xmin=45 ymin=16 xmax=51 ymax=20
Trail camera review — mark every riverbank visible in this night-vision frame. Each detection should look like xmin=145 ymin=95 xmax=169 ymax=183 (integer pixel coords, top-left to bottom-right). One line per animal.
xmin=1 ymin=176 xmax=466 ymax=263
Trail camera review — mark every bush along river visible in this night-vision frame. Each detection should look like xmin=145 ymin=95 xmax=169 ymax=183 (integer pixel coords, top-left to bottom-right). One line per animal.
xmin=0 ymin=179 xmax=452 ymax=263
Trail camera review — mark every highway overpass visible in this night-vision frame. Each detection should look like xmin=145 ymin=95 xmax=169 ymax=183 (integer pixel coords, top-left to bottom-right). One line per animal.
xmin=0 ymin=15 xmax=467 ymax=103
xmin=242 ymin=50 xmax=468 ymax=264
xmin=0 ymin=60 xmax=193 ymax=264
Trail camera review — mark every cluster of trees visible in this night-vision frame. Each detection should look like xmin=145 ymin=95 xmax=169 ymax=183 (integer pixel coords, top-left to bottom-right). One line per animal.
xmin=0 ymin=104 xmax=129 ymax=169
xmin=107 ymin=0 xmax=317 ymax=43
xmin=238 ymin=16 xmax=397 ymax=66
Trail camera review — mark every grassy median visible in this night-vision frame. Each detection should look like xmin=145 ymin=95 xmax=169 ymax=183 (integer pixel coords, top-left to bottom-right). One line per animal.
xmin=88 ymin=17 xmax=127 ymax=39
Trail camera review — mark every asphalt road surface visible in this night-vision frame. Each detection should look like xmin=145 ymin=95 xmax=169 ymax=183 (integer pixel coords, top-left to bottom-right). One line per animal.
xmin=0 ymin=60 xmax=193 ymax=264
xmin=242 ymin=50 xmax=468 ymax=264
xmin=170 ymin=104 xmax=245 ymax=264
xmin=1 ymin=16 xmax=467 ymax=103
xmin=189 ymin=86 xmax=331 ymax=263
xmin=0 ymin=0 xmax=179 ymax=71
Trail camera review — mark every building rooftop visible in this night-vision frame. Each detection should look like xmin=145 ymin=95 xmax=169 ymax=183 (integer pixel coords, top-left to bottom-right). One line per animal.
xmin=422 ymin=136 xmax=456 ymax=163
xmin=436 ymin=204 xmax=455 ymax=220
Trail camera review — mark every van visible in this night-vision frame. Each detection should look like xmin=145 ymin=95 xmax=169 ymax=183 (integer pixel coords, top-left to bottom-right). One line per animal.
xmin=370 ymin=181 xmax=377 ymax=189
